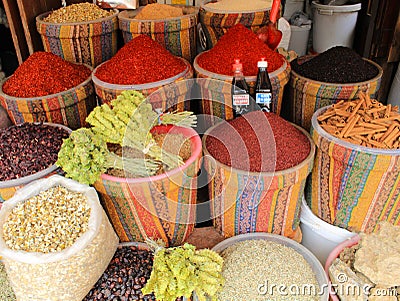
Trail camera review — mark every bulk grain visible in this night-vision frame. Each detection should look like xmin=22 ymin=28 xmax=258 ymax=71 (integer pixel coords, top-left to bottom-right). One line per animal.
xmin=43 ymin=3 xmax=114 ymax=23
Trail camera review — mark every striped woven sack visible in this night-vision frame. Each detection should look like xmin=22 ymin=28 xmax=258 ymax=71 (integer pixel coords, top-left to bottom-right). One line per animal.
xmin=36 ymin=10 xmax=119 ymax=67
xmin=306 ymin=114 xmax=400 ymax=233
xmin=118 ymin=6 xmax=199 ymax=63
xmin=0 ymin=77 xmax=96 ymax=130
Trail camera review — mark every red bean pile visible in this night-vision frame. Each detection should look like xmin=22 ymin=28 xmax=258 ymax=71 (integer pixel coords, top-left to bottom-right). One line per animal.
xmin=0 ymin=123 xmax=69 ymax=181
xmin=95 ymin=35 xmax=187 ymax=85
xmin=2 ymin=52 xmax=91 ymax=98
xmin=197 ymin=23 xmax=284 ymax=76
xmin=205 ymin=111 xmax=311 ymax=172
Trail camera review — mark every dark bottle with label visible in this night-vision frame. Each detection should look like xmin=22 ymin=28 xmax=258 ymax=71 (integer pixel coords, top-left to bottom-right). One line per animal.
xmin=231 ymin=59 xmax=251 ymax=117
xmin=254 ymin=58 xmax=273 ymax=112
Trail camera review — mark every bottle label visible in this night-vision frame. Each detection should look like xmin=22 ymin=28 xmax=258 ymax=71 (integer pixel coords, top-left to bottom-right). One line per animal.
xmin=233 ymin=94 xmax=250 ymax=106
xmin=256 ymin=92 xmax=272 ymax=105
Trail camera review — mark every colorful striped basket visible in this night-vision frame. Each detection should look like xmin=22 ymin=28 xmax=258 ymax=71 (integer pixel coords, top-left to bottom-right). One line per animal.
xmin=202 ymin=122 xmax=315 ymax=242
xmin=118 ymin=6 xmax=199 ymax=63
xmin=36 ymin=9 xmax=119 ymax=67
xmin=194 ymin=53 xmax=291 ymax=128
xmin=0 ymin=69 xmax=96 ymax=130
xmin=306 ymin=106 xmax=400 ymax=234
xmin=0 ymin=123 xmax=71 ymax=204
xmin=92 ymin=58 xmax=193 ymax=112
xmin=93 ymin=124 xmax=202 ymax=247
xmin=287 ymin=58 xmax=383 ymax=131
xmin=199 ymin=2 xmax=272 ymax=50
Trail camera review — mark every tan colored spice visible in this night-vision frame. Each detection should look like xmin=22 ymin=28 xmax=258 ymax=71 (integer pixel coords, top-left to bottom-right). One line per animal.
xmin=3 ymin=186 xmax=91 ymax=253
xmin=218 ymin=240 xmax=320 ymax=301
xmin=204 ymin=0 xmax=272 ymax=11
xmin=43 ymin=3 xmax=114 ymax=23
xmin=135 ymin=3 xmax=184 ymax=20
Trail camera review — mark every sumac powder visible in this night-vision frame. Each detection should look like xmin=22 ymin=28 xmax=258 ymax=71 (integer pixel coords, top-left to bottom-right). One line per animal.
xmin=0 ymin=123 xmax=69 ymax=181
xmin=205 ymin=111 xmax=311 ymax=172
xmin=2 ymin=52 xmax=91 ymax=98
xmin=196 ymin=23 xmax=284 ymax=76
xmin=95 ymin=35 xmax=187 ymax=85
xmin=291 ymin=46 xmax=379 ymax=83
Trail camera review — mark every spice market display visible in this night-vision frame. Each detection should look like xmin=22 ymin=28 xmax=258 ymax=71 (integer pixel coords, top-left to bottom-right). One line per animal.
xmin=0 ymin=1 xmax=400 ymax=301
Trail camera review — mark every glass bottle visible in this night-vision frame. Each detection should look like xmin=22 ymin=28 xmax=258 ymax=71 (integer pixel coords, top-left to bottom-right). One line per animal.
xmin=254 ymin=58 xmax=273 ymax=112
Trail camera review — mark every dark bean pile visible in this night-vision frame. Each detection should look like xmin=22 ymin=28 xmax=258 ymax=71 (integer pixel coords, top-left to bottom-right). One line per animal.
xmin=205 ymin=111 xmax=311 ymax=172
xmin=0 ymin=123 xmax=69 ymax=181
xmin=291 ymin=46 xmax=379 ymax=83
xmin=84 ymin=246 xmax=155 ymax=301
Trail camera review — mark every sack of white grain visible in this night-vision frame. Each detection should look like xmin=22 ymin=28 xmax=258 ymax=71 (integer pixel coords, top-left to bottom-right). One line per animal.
xmin=0 ymin=175 xmax=119 ymax=301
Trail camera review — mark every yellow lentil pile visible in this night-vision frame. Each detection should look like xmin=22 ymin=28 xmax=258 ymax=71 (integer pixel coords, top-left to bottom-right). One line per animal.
xmin=3 ymin=186 xmax=91 ymax=253
xmin=218 ymin=240 xmax=320 ymax=301
xmin=43 ymin=3 xmax=114 ymax=23
xmin=204 ymin=0 xmax=272 ymax=11
xmin=135 ymin=3 xmax=184 ymax=20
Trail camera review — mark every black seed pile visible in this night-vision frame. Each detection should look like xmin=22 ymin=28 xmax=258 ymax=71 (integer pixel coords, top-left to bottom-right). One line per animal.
xmin=0 ymin=123 xmax=69 ymax=181
xmin=291 ymin=46 xmax=379 ymax=83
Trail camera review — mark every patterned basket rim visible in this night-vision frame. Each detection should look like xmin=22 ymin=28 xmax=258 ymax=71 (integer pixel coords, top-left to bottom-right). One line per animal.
xmin=193 ymin=51 xmax=288 ymax=82
xmin=290 ymin=58 xmax=383 ymax=87
xmin=199 ymin=2 xmax=272 ymax=14
xmin=36 ymin=8 xmax=119 ymax=26
xmin=311 ymin=106 xmax=400 ymax=156
xmin=118 ymin=5 xmax=199 ymax=22
xmin=92 ymin=57 xmax=191 ymax=90
xmin=118 ymin=241 xmax=150 ymax=250
xmin=0 ymin=63 xmax=93 ymax=101
xmin=202 ymin=120 xmax=316 ymax=176
xmin=0 ymin=123 xmax=72 ymax=189
xmin=100 ymin=124 xmax=202 ymax=183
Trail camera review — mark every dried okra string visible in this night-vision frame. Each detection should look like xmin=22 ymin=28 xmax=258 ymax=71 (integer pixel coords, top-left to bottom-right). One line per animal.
xmin=43 ymin=3 xmax=114 ymax=23
xmin=3 ymin=186 xmax=91 ymax=253
xmin=317 ymin=92 xmax=400 ymax=149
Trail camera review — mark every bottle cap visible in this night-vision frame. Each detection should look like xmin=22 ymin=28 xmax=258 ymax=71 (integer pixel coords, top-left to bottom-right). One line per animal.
xmin=258 ymin=57 xmax=268 ymax=68
xmin=232 ymin=59 xmax=243 ymax=72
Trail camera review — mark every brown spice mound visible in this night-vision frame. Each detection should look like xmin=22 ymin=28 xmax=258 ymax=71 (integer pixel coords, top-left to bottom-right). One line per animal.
xmin=135 ymin=3 xmax=184 ymax=20
xmin=205 ymin=111 xmax=311 ymax=172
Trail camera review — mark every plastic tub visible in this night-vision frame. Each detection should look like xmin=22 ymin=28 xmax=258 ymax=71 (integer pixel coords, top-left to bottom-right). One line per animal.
xmin=287 ymin=57 xmax=382 ymax=130
xmin=288 ymin=24 xmax=311 ymax=56
xmin=194 ymin=52 xmax=291 ymax=128
xmin=387 ymin=62 xmax=400 ymax=107
xmin=0 ymin=123 xmax=72 ymax=203
xmin=300 ymin=198 xmax=356 ymax=265
xmin=204 ymin=233 xmax=329 ymax=301
xmin=36 ymin=10 xmax=119 ymax=67
xmin=0 ymin=67 xmax=96 ymax=130
xmin=283 ymin=0 xmax=305 ymax=19
xmin=306 ymin=106 xmax=400 ymax=233
xmin=92 ymin=57 xmax=193 ymax=111
xmin=118 ymin=6 xmax=199 ymax=63
xmin=93 ymin=124 xmax=202 ymax=247
xmin=202 ymin=120 xmax=315 ymax=241
xmin=311 ymin=1 xmax=361 ymax=53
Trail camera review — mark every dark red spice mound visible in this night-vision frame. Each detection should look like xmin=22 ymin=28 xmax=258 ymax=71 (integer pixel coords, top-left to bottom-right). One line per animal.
xmin=197 ymin=24 xmax=284 ymax=76
xmin=205 ymin=112 xmax=311 ymax=172
xmin=2 ymin=52 xmax=91 ymax=98
xmin=95 ymin=35 xmax=187 ymax=85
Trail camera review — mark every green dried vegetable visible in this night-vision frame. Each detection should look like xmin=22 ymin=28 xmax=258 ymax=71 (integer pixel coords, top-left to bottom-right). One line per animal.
xmin=0 ymin=262 xmax=15 ymax=301
xmin=57 ymin=128 xmax=159 ymax=185
xmin=142 ymin=239 xmax=224 ymax=301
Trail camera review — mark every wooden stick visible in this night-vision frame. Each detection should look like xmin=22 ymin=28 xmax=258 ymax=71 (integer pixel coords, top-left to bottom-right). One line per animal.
xmin=343 ymin=115 xmax=361 ymax=138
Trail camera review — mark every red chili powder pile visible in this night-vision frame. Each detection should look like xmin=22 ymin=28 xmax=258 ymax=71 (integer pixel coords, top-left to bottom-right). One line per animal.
xmin=2 ymin=52 xmax=91 ymax=98
xmin=95 ymin=35 xmax=187 ymax=85
xmin=197 ymin=23 xmax=284 ymax=76
xmin=205 ymin=111 xmax=311 ymax=172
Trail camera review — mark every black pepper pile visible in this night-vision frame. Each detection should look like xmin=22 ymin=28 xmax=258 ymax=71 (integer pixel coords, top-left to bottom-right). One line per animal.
xmin=291 ymin=46 xmax=379 ymax=83
xmin=0 ymin=123 xmax=69 ymax=181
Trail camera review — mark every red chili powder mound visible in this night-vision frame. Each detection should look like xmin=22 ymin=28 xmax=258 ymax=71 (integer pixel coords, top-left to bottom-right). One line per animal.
xmin=2 ymin=52 xmax=91 ymax=98
xmin=205 ymin=111 xmax=311 ymax=172
xmin=197 ymin=23 xmax=285 ymax=76
xmin=95 ymin=35 xmax=187 ymax=85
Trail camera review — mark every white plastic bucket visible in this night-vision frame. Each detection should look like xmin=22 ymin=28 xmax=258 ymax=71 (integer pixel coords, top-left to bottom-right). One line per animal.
xmin=388 ymin=62 xmax=400 ymax=107
xmin=311 ymin=1 xmax=361 ymax=53
xmin=288 ymin=24 xmax=311 ymax=56
xmin=300 ymin=198 xmax=356 ymax=265
xmin=283 ymin=0 xmax=305 ymax=19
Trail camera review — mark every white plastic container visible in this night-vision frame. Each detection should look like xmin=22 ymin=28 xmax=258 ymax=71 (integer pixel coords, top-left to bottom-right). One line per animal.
xmin=387 ymin=62 xmax=400 ymax=107
xmin=311 ymin=1 xmax=361 ymax=53
xmin=277 ymin=17 xmax=291 ymax=50
xmin=288 ymin=24 xmax=311 ymax=56
xmin=300 ymin=198 xmax=356 ymax=265
xmin=283 ymin=0 xmax=305 ymax=19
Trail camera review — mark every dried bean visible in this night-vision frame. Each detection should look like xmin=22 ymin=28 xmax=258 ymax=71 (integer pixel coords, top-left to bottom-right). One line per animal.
xmin=0 ymin=123 xmax=69 ymax=181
